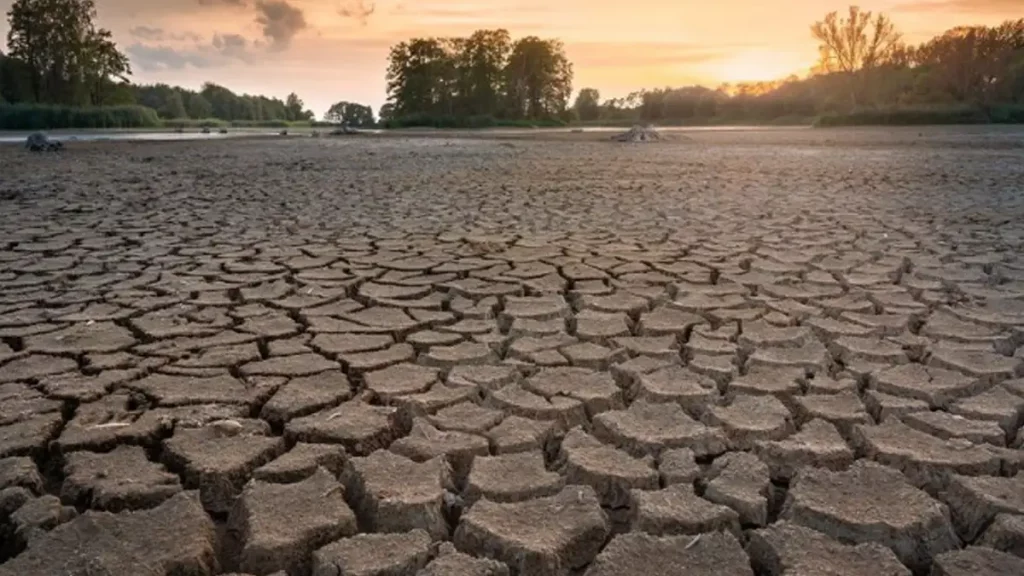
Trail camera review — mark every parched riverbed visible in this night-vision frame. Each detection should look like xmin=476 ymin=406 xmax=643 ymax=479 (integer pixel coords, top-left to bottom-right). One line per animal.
xmin=0 ymin=127 xmax=1023 ymax=576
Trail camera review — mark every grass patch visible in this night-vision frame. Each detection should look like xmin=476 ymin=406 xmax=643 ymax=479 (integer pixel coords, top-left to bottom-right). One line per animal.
xmin=813 ymin=106 xmax=1003 ymax=126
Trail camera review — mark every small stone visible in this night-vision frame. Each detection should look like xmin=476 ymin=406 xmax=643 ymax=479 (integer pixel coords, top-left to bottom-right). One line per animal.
xmin=61 ymin=445 xmax=182 ymax=512
xmin=753 ymin=419 xmax=854 ymax=481
xmin=930 ymin=546 xmax=1024 ymax=576
xmin=557 ymin=428 xmax=658 ymax=508
xmin=312 ymin=529 xmax=432 ymax=576
xmin=466 ymin=452 xmax=563 ymax=504
xmin=229 ymin=469 xmax=357 ymax=576
xmin=583 ymin=531 xmax=752 ymax=576
xmin=593 ymin=399 xmax=728 ymax=458
xmin=782 ymin=460 xmax=960 ymax=572
xmin=341 ymin=451 xmax=454 ymax=541
xmin=454 ymin=485 xmax=610 ymax=576
xmin=747 ymin=522 xmax=911 ymax=576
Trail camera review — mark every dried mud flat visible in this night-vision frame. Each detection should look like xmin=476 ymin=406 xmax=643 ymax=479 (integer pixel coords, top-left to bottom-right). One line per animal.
xmin=1 ymin=127 xmax=1024 ymax=576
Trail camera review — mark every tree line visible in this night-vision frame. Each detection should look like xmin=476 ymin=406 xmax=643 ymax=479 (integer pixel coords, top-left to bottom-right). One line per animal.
xmin=571 ymin=8 xmax=1024 ymax=125
xmin=2 ymin=1 xmax=1023 ymax=129
xmin=383 ymin=30 xmax=573 ymax=127
xmin=0 ymin=0 xmax=321 ymax=129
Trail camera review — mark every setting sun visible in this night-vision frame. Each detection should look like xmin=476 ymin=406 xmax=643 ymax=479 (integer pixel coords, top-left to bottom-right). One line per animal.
xmin=708 ymin=50 xmax=812 ymax=84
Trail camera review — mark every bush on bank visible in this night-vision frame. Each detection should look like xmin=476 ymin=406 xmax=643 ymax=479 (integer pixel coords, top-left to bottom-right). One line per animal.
xmin=382 ymin=113 xmax=566 ymax=129
xmin=814 ymin=105 xmax=1024 ymax=127
xmin=0 ymin=103 xmax=161 ymax=130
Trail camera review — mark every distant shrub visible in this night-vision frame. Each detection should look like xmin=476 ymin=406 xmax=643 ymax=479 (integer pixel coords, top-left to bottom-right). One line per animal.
xmin=814 ymin=106 xmax=993 ymax=126
xmin=0 ymin=103 xmax=161 ymax=130
xmin=986 ymin=104 xmax=1024 ymax=124
xmin=162 ymin=118 xmax=229 ymax=129
xmin=382 ymin=114 xmax=566 ymax=129
xmin=161 ymin=118 xmax=312 ymax=129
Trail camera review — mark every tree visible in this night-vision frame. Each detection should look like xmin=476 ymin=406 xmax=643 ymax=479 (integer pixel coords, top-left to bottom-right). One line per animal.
xmin=386 ymin=38 xmax=456 ymax=117
xmin=378 ymin=102 xmax=395 ymax=122
xmin=325 ymin=101 xmax=374 ymax=126
xmin=160 ymin=90 xmax=187 ymax=118
xmin=285 ymin=92 xmax=312 ymax=121
xmin=186 ymin=92 xmax=213 ymax=119
xmin=503 ymin=36 xmax=573 ymax=120
xmin=573 ymin=88 xmax=600 ymax=121
xmin=811 ymin=6 xmax=902 ymax=107
xmin=6 ymin=0 xmax=131 ymax=104
xmin=916 ymin=19 xmax=1024 ymax=104
xmin=453 ymin=29 xmax=511 ymax=116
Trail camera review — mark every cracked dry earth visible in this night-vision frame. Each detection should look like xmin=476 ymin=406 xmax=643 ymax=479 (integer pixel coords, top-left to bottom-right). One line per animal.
xmin=1 ymin=127 xmax=1024 ymax=576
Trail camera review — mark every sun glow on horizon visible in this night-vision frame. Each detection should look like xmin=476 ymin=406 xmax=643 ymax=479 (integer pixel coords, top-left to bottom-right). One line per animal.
xmin=707 ymin=50 xmax=812 ymax=84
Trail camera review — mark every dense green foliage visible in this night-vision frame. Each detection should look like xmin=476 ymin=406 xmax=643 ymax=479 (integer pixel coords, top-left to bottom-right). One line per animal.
xmin=0 ymin=103 xmax=159 ymax=129
xmin=385 ymin=29 xmax=573 ymax=125
xmin=816 ymin=105 xmax=1024 ymax=126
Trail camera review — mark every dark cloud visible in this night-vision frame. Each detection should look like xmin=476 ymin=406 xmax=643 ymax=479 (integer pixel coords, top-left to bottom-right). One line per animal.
xmin=339 ymin=0 xmax=375 ymax=25
xmin=255 ymin=0 xmax=307 ymax=50
xmin=212 ymin=33 xmax=255 ymax=62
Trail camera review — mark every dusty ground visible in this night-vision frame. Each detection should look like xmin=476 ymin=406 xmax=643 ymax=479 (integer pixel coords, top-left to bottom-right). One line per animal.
xmin=1 ymin=127 xmax=1024 ymax=576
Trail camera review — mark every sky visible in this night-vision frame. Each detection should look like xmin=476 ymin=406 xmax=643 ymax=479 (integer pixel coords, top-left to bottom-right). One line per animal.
xmin=0 ymin=0 xmax=1020 ymax=117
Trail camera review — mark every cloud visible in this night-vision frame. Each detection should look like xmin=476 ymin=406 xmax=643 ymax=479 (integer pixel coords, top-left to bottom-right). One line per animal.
xmin=896 ymin=0 xmax=1023 ymax=14
xmin=129 ymin=26 xmax=202 ymax=43
xmin=126 ymin=44 xmax=216 ymax=71
xmin=127 ymin=32 xmax=257 ymax=71
xmin=255 ymin=0 xmax=307 ymax=50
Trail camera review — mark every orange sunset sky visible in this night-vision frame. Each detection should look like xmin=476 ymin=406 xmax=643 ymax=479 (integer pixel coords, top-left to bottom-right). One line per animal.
xmin=0 ymin=0 xmax=1019 ymax=115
